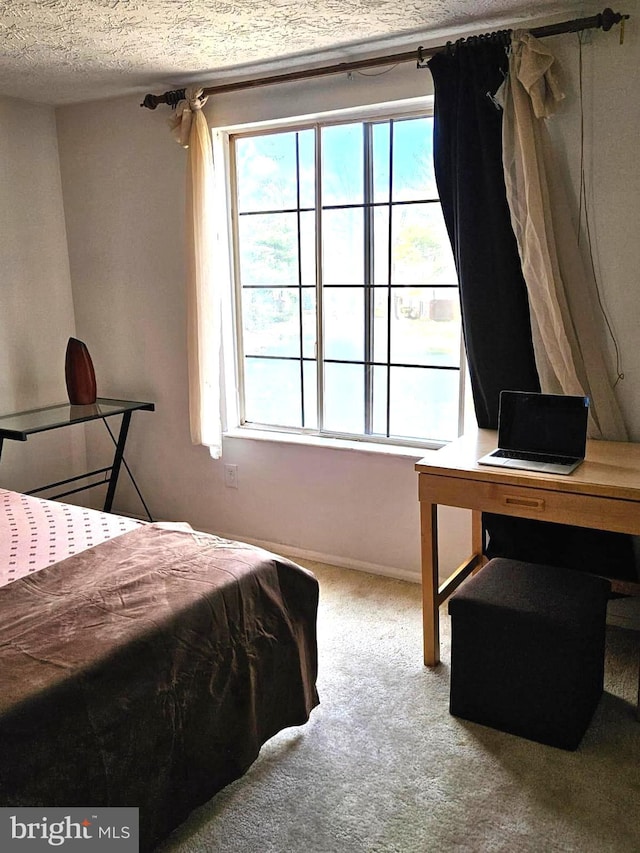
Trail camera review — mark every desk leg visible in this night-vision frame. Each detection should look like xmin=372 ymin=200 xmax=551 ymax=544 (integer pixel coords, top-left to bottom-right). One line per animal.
xmin=420 ymin=501 xmax=440 ymax=666
xmin=471 ymin=510 xmax=485 ymax=571
xmin=103 ymin=411 xmax=132 ymax=513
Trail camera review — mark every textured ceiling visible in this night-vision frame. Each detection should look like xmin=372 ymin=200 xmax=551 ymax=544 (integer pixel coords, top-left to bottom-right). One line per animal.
xmin=0 ymin=0 xmax=596 ymax=105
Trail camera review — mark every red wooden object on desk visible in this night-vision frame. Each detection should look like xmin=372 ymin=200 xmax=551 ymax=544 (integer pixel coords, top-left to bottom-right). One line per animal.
xmin=65 ymin=337 xmax=97 ymax=405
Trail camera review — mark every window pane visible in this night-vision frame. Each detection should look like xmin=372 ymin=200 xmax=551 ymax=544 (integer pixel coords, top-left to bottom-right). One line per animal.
xmin=372 ymin=287 xmax=389 ymax=364
xmin=372 ymin=122 xmax=391 ymax=204
xmin=392 ymin=117 xmax=437 ymax=201
xmin=391 ymin=203 xmax=457 ymax=285
xmin=301 ymin=287 xmax=317 ymax=359
xmin=324 ymin=362 xmax=364 ymax=434
xmin=298 ymin=129 xmax=316 ymax=210
xmin=236 ymin=132 xmax=299 ymax=213
xmin=244 ymin=357 xmax=302 ymax=427
xmin=324 ymin=287 xmax=364 ymax=361
xmin=373 ymin=207 xmax=390 ymax=285
xmin=372 ymin=365 xmax=388 ymax=435
xmin=242 ymin=288 xmax=300 ymax=357
xmin=239 ymin=212 xmax=299 ymax=285
xmin=389 ymin=366 xmax=459 ymax=441
xmin=303 ymin=360 xmax=318 ymax=429
xmin=390 ymin=287 xmax=461 ymax=368
xmin=300 ymin=210 xmax=316 ymax=285
xmin=322 ymin=209 xmax=364 ymax=285
xmin=321 ymin=124 xmax=363 ymax=206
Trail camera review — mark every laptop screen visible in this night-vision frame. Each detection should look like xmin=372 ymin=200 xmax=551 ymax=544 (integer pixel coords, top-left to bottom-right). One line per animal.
xmin=498 ymin=391 xmax=589 ymax=458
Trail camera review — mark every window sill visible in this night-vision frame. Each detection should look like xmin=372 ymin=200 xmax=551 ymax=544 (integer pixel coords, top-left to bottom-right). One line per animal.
xmin=223 ymin=426 xmax=445 ymax=459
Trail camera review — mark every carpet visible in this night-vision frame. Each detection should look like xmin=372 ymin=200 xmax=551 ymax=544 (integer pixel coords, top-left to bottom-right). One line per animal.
xmin=157 ymin=561 xmax=640 ymax=852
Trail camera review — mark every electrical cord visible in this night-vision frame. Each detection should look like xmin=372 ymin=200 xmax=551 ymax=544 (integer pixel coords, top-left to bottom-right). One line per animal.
xmin=576 ymin=31 xmax=624 ymax=387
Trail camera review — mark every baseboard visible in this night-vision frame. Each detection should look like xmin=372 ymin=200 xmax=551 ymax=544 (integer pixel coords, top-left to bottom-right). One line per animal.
xmin=135 ymin=511 xmax=420 ymax=584
xmin=205 ymin=527 xmax=421 ymax=585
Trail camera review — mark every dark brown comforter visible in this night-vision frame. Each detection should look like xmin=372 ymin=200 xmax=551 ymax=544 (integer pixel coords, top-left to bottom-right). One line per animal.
xmin=0 ymin=524 xmax=319 ymax=850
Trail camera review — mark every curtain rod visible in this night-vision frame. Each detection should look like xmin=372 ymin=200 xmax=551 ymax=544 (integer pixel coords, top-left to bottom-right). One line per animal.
xmin=140 ymin=7 xmax=628 ymax=109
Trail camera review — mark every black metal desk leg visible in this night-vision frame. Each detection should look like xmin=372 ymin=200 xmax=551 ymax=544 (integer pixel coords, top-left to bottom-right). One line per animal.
xmin=103 ymin=412 xmax=132 ymax=512
xmin=0 ymin=437 xmax=3 ymax=462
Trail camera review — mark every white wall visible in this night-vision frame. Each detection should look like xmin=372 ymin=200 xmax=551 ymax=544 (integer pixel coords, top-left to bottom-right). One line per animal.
xmin=0 ymin=94 xmax=85 ymax=493
xmin=54 ymin=14 xmax=640 ymax=580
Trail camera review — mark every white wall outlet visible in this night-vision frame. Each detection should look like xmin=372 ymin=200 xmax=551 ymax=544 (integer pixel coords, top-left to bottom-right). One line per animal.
xmin=224 ymin=463 xmax=238 ymax=488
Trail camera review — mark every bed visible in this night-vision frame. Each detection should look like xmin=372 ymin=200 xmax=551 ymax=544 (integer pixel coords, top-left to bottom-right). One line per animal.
xmin=0 ymin=488 xmax=319 ymax=850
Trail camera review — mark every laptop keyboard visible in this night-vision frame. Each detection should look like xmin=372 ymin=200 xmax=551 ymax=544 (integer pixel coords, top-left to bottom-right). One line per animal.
xmin=494 ymin=449 xmax=577 ymax=466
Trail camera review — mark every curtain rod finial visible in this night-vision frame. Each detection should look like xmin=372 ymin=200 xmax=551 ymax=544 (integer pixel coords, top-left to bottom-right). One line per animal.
xmin=600 ymin=8 xmax=630 ymax=31
xmin=141 ymin=93 xmax=161 ymax=109
xmin=140 ymin=88 xmax=186 ymax=109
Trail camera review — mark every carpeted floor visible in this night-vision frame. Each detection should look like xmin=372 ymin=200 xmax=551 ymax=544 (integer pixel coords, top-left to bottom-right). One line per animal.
xmin=157 ymin=560 xmax=640 ymax=853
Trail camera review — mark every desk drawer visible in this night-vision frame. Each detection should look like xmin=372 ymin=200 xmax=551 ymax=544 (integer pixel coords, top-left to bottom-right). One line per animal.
xmin=419 ymin=474 xmax=640 ymax=535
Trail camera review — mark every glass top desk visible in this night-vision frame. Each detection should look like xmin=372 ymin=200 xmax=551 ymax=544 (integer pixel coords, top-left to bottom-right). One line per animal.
xmin=0 ymin=398 xmax=155 ymax=518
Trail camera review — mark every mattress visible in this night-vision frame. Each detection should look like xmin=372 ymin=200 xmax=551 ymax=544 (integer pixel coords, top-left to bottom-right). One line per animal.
xmin=0 ymin=488 xmax=141 ymax=586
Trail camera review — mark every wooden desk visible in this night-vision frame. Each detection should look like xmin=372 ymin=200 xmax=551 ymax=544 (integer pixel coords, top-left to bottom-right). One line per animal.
xmin=416 ymin=429 xmax=640 ymax=667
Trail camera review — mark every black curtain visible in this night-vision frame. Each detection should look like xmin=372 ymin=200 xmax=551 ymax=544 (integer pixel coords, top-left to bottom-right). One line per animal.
xmin=428 ymin=38 xmax=636 ymax=582
xmin=428 ymin=38 xmax=539 ymax=427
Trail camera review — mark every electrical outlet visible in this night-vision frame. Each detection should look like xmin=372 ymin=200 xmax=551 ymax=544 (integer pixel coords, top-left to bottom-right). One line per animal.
xmin=224 ymin=463 xmax=238 ymax=488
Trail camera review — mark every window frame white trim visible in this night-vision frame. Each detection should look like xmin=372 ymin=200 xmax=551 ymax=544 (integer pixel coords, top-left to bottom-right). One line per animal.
xmin=217 ymin=95 xmax=467 ymax=452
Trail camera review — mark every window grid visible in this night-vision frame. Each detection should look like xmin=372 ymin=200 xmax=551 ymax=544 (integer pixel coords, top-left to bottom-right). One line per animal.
xmin=232 ymin=114 xmax=462 ymax=447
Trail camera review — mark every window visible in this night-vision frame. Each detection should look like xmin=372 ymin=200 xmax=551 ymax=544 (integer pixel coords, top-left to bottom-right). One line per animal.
xmin=229 ymin=109 xmax=463 ymax=447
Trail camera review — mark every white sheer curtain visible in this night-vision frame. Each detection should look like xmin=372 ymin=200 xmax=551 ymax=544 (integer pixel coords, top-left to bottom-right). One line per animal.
xmin=170 ymin=87 xmax=222 ymax=458
xmin=498 ymin=32 xmax=627 ymax=440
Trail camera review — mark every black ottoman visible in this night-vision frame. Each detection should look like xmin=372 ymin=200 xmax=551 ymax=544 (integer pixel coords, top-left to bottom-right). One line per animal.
xmin=448 ymin=558 xmax=611 ymax=750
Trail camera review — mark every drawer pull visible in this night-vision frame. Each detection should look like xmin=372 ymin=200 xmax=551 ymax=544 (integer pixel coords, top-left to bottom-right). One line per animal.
xmin=503 ymin=495 xmax=545 ymax=510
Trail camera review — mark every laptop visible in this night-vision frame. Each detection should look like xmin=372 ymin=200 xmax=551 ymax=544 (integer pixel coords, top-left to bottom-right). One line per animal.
xmin=478 ymin=390 xmax=589 ymax=475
